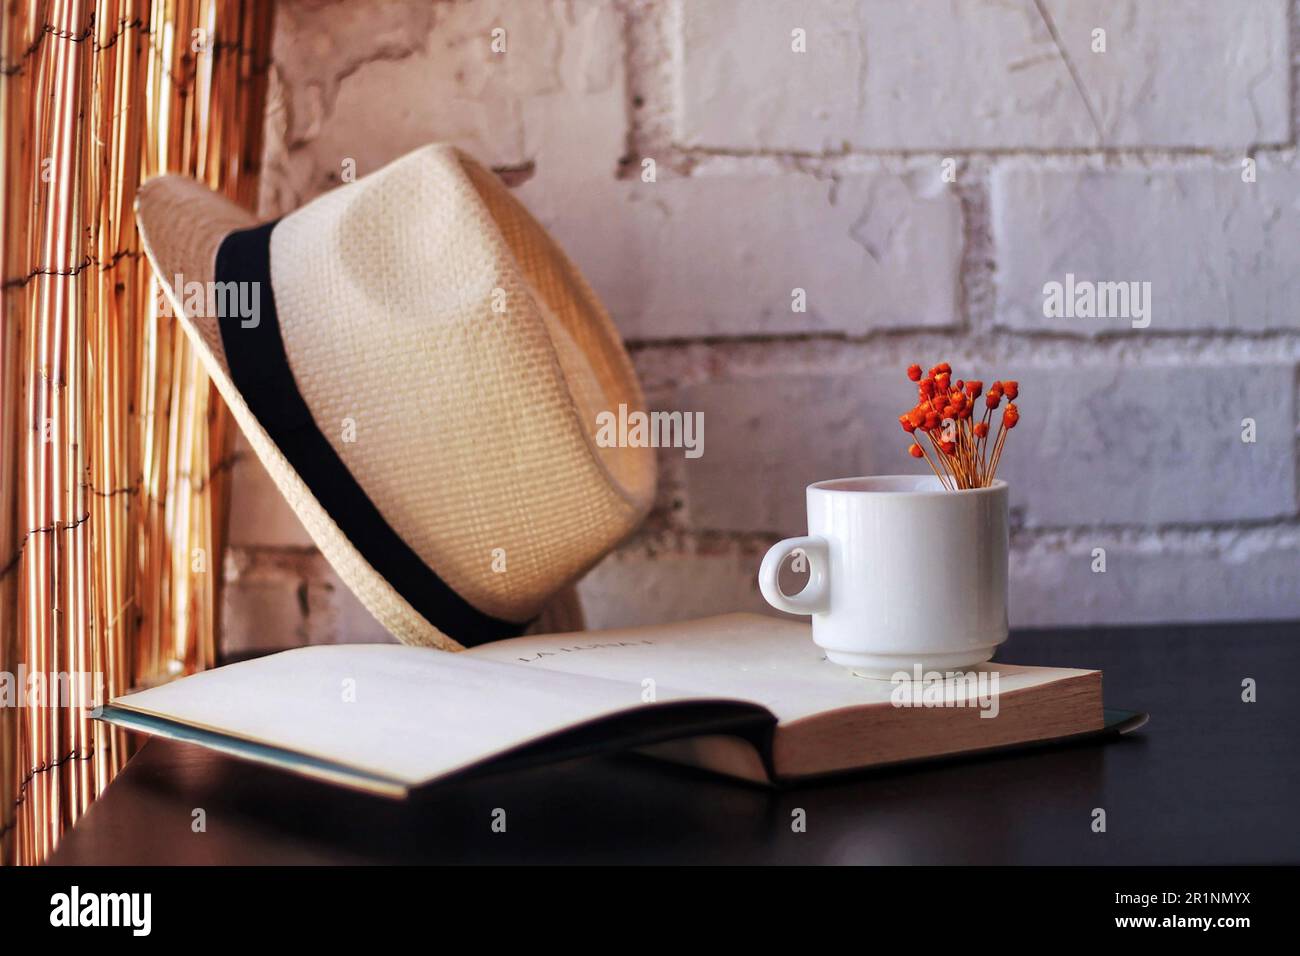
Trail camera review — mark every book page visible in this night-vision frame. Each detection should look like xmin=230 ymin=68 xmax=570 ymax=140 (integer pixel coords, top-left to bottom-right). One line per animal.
xmin=109 ymin=644 xmax=752 ymax=787
xmin=469 ymin=613 xmax=1094 ymax=724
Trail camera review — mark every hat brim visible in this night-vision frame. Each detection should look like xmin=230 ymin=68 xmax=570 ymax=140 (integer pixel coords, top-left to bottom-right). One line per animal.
xmin=136 ymin=176 xmax=260 ymax=377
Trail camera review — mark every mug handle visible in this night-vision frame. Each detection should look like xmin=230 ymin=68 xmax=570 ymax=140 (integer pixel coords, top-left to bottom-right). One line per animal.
xmin=758 ymin=535 xmax=830 ymax=616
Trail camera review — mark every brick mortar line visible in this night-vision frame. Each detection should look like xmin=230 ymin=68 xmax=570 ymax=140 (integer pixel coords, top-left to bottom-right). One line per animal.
xmin=227 ymin=515 xmax=1300 ymax=578
xmin=625 ymin=333 xmax=1300 ymax=366
xmin=1293 ymin=363 xmax=1300 ymax=504
xmin=626 ymin=146 xmax=1300 ymax=189
xmin=667 ymin=144 xmax=1298 ymax=166
xmin=626 ymin=337 xmax=1300 ymax=352
xmin=1291 ymin=0 xmax=1300 ymax=146
xmin=608 ymin=520 xmax=1300 ymax=554
xmin=955 ymin=163 xmax=996 ymax=335
xmin=226 ymin=544 xmax=321 ymax=558
xmin=614 ymin=0 xmax=677 ymax=178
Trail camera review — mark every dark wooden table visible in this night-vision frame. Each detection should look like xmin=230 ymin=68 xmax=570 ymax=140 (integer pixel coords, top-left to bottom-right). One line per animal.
xmin=50 ymin=621 xmax=1300 ymax=865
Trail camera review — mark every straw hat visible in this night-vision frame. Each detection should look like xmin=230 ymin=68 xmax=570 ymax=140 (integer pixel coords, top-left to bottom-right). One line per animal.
xmin=135 ymin=144 xmax=655 ymax=651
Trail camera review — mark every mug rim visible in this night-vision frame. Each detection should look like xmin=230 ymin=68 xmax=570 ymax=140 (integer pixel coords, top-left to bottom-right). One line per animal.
xmin=808 ymin=475 xmax=1008 ymax=497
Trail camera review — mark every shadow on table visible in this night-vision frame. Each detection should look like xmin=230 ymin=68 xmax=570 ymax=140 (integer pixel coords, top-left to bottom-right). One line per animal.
xmin=83 ymin=729 xmax=1129 ymax=864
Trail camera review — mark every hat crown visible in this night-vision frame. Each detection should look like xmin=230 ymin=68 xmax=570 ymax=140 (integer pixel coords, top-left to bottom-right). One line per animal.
xmin=268 ymin=145 xmax=654 ymax=626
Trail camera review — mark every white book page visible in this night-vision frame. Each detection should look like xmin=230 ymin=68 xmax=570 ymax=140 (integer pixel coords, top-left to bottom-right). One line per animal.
xmin=469 ymin=613 xmax=1093 ymax=723
xmin=110 ymin=645 xmax=735 ymax=787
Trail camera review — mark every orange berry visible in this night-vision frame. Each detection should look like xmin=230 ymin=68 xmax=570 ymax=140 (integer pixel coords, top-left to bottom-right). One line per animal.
xmin=899 ymin=414 xmax=916 ymax=433
xmin=940 ymin=441 xmax=956 ymax=454
xmin=985 ymin=392 xmax=1001 ymax=409
xmin=966 ymin=380 xmax=983 ymax=398
xmin=1003 ymin=380 xmax=1019 ymax=400
xmin=908 ymin=443 xmax=924 ymax=458
xmin=907 ymin=364 xmax=922 ymax=381
xmin=974 ymin=422 xmax=989 ymax=438
xmin=908 ymin=408 xmax=925 ymax=427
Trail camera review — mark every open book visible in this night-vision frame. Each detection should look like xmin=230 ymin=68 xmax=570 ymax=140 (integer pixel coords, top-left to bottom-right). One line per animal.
xmin=99 ymin=614 xmax=1145 ymax=795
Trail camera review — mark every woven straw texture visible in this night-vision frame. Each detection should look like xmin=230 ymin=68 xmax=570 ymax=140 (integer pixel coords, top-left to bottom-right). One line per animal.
xmin=136 ymin=145 xmax=655 ymax=649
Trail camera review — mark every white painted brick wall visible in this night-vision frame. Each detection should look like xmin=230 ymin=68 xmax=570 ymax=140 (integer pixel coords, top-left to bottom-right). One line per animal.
xmin=223 ymin=0 xmax=1300 ymax=651
xmin=1010 ymin=527 xmax=1300 ymax=627
xmin=263 ymin=0 xmax=626 ymax=208
xmin=576 ymin=536 xmax=783 ymax=631
xmin=994 ymin=163 xmax=1300 ymax=332
xmin=676 ymin=365 xmax=1295 ymax=533
xmin=521 ymin=170 xmax=963 ymax=339
xmin=678 ymin=0 xmax=1290 ymax=151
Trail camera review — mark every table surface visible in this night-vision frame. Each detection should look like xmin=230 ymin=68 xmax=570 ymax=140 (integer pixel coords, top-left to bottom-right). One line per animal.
xmin=50 ymin=620 xmax=1300 ymax=865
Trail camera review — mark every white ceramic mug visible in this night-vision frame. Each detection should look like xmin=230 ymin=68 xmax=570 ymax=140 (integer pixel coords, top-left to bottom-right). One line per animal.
xmin=758 ymin=475 xmax=1009 ymax=678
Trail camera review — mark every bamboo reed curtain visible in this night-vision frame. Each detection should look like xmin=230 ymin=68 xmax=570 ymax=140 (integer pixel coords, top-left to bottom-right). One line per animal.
xmin=0 ymin=0 xmax=274 ymax=865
